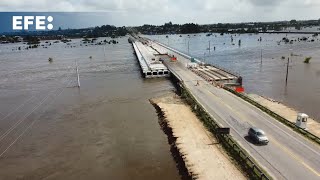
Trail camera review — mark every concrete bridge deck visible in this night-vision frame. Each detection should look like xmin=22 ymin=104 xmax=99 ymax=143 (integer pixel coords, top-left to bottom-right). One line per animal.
xmin=131 ymin=40 xmax=169 ymax=78
xmin=147 ymin=41 xmax=240 ymax=85
xmin=144 ymin=39 xmax=320 ymax=180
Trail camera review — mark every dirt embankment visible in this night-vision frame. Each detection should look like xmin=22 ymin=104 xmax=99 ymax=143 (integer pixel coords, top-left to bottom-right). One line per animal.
xmin=249 ymin=94 xmax=320 ymax=137
xmin=150 ymin=93 xmax=245 ymax=180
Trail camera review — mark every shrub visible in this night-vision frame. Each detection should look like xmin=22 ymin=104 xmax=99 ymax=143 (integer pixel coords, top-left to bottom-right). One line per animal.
xmin=304 ymin=57 xmax=312 ymax=63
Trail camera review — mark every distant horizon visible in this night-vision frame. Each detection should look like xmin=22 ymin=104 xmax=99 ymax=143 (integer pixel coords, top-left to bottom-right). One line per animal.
xmin=1 ymin=12 xmax=319 ymax=34
xmin=0 ymin=0 xmax=320 ymax=27
xmin=136 ymin=18 xmax=320 ymax=26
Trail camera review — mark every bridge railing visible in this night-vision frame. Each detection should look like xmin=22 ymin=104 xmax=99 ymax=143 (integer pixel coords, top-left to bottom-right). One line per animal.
xmin=153 ymin=40 xmax=241 ymax=77
xmin=224 ymin=86 xmax=320 ymax=146
xmin=177 ymin=81 xmax=272 ymax=180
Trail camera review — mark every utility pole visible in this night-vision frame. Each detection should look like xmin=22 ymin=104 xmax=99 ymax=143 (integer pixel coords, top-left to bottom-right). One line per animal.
xmin=260 ymin=49 xmax=262 ymax=64
xmin=260 ymin=38 xmax=262 ymax=64
xmin=209 ymin=41 xmax=211 ymax=55
xmin=187 ymin=40 xmax=190 ymax=54
xmin=285 ymin=48 xmax=293 ymax=85
xmin=75 ymin=60 xmax=80 ymax=88
xmin=285 ymin=57 xmax=289 ymax=85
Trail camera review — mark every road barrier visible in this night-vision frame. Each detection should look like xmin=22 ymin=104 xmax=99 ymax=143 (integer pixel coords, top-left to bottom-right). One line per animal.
xmin=177 ymin=80 xmax=271 ymax=180
xmin=152 ymin=40 xmax=241 ymax=77
xmin=224 ymin=87 xmax=320 ymax=146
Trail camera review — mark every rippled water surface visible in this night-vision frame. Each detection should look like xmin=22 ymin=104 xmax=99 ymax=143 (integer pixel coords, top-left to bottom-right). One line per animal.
xmin=145 ymin=33 xmax=320 ymax=121
xmin=0 ymin=37 xmax=180 ymax=179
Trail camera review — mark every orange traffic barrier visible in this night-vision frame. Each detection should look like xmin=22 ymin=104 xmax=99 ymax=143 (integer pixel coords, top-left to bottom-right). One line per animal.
xmin=235 ymin=86 xmax=244 ymax=93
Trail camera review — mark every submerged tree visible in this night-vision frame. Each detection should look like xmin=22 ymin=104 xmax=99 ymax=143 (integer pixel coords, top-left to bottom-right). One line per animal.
xmin=304 ymin=57 xmax=312 ymax=64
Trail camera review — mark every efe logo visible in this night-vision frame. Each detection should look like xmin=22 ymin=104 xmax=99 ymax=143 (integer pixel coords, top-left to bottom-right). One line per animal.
xmin=13 ymin=16 xmax=53 ymax=30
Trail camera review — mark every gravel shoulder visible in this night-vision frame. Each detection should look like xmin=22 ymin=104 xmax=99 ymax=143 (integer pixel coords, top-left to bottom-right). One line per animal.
xmin=151 ymin=93 xmax=245 ymax=180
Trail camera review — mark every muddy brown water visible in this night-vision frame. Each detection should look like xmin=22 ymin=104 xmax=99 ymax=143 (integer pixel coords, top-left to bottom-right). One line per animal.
xmin=146 ymin=33 xmax=320 ymax=121
xmin=0 ymin=38 xmax=180 ymax=179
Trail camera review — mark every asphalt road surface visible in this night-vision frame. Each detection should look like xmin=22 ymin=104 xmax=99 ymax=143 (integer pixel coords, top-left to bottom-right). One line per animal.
xmin=151 ymin=41 xmax=320 ymax=180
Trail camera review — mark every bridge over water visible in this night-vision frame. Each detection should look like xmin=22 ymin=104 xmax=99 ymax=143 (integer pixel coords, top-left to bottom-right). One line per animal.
xmin=131 ymin=36 xmax=320 ymax=180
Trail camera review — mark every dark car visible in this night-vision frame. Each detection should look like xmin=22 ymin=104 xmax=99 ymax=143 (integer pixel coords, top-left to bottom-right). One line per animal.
xmin=248 ymin=127 xmax=269 ymax=144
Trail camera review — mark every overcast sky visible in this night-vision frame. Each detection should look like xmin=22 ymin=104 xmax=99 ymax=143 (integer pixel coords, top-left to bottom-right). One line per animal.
xmin=0 ymin=0 xmax=319 ymax=26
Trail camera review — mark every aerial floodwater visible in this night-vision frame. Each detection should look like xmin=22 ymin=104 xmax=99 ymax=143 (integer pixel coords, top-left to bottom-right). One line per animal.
xmin=145 ymin=33 xmax=320 ymax=121
xmin=0 ymin=37 xmax=180 ymax=179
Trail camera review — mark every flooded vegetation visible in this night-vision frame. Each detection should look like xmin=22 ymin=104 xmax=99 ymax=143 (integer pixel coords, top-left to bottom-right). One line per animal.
xmin=0 ymin=37 xmax=180 ymax=179
xmin=145 ymin=33 xmax=320 ymax=121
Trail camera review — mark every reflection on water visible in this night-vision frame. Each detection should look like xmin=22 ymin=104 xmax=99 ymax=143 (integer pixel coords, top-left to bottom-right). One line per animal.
xmin=0 ymin=37 xmax=180 ymax=179
xmin=145 ymin=33 xmax=320 ymax=121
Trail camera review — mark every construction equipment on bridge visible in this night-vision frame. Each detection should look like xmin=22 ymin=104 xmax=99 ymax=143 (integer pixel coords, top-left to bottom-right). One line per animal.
xmin=188 ymin=64 xmax=240 ymax=86
xmin=186 ymin=62 xmax=198 ymax=68
xmin=296 ymin=113 xmax=308 ymax=129
xmin=171 ymin=55 xmax=177 ymax=61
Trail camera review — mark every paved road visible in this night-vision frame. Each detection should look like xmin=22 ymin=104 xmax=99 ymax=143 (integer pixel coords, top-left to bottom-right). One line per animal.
xmin=151 ymin=41 xmax=320 ymax=180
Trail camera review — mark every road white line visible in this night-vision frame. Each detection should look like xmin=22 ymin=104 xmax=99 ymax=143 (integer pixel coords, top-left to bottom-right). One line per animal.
xmin=204 ymin=86 xmax=320 ymax=177
xmin=208 ymin=87 xmax=319 ymax=176
xmin=184 ymin=82 xmax=284 ymax=179
xmin=220 ymin=88 xmax=320 ymax=156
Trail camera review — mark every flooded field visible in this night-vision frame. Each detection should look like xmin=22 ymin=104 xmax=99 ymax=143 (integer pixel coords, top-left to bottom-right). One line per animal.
xmin=145 ymin=33 xmax=320 ymax=121
xmin=1 ymin=32 xmax=319 ymax=179
xmin=0 ymin=38 xmax=180 ymax=179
